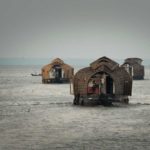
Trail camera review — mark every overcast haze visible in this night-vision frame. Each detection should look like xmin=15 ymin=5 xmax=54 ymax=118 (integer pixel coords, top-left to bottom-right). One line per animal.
xmin=0 ymin=0 xmax=150 ymax=59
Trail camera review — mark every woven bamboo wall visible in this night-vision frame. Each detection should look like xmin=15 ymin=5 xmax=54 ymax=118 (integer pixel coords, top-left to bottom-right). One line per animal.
xmin=41 ymin=58 xmax=74 ymax=81
xmin=73 ymin=57 xmax=132 ymax=97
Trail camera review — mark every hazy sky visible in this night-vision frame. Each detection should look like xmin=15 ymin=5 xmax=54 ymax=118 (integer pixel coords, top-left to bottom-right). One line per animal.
xmin=0 ymin=0 xmax=150 ymax=59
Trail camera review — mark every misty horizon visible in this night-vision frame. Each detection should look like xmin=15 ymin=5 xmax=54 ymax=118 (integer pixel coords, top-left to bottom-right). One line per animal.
xmin=0 ymin=0 xmax=150 ymax=59
xmin=0 ymin=57 xmax=150 ymax=66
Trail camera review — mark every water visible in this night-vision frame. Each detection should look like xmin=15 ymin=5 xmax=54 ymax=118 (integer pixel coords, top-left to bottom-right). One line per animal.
xmin=0 ymin=65 xmax=73 ymax=105
xmin=0 ymin=65 xmax=150 ymax=105
xmin=0 ymin=65 xmax=150 ymax=150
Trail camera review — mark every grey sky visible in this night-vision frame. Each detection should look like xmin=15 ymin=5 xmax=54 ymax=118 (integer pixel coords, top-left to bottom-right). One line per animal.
xmin=0 ymin=0 xmax=150 ymax=59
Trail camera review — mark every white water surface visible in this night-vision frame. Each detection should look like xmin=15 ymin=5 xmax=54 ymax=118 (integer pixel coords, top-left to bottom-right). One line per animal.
xmin=0 ymin=65 xmax=150 ymax=150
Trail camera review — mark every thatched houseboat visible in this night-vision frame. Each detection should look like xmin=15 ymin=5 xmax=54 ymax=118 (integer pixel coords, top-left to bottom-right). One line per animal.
xmin=122 ymin=58 xmax=144 ymax=80
xmin=73 ymin=56 xmax=132 ymax=106
xmin=42 ymin=58 xmax=74 ymax=83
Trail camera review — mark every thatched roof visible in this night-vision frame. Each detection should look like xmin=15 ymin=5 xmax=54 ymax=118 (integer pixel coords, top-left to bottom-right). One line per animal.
xmin=124 ymin=58 xmax=143 ymax=65
xmin=51 ymin=58 xmax=64 ymax=64
xmin=73 ymin=56 xmax=132 ymax=96
xmin=42 ymin=58 xmax=73 ymax=70
xmin=90 ymin=56 xmax=119 ymax=71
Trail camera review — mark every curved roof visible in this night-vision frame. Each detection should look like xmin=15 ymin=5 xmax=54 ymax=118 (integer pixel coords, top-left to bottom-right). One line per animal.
xmin=125 ymin=57 xmax=143 ymax=61
xmin=73 ymin=57 xmax=132 ymax=96
xmin=42 ymin=58 xmax=73 ymax=70
xmin=74 ymin=57 xmax=120 ymax=81
xmin=90 ymin=56 xmax=119 ymax=71
xmin=51 ymin=58 xmax=64 ymax=64
xmin=124 ymin=58 xmax=143 ymax=65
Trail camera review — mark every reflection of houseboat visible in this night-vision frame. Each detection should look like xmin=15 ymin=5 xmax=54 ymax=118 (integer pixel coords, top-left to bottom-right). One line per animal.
xmin=41 ymin=58 xmax=74 ymax=83
xmin=72 ymin=56 xmax=132 ymax=106
xmin=122 ymin=58 xmax=144 ymax=80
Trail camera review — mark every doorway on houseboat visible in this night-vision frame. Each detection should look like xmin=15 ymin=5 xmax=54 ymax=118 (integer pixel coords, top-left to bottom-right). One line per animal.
xmin=87 ymin=72 xmax=114 ymax=95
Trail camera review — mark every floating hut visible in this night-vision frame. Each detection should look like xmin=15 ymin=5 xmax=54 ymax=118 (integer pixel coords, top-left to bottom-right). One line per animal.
xmin=42 ymin=58 xmax=74 ymax=83
xmin=122 ymin=58 xmax=144 ymax=80
xmin=72 ymin=56 xmax=132 ymax=106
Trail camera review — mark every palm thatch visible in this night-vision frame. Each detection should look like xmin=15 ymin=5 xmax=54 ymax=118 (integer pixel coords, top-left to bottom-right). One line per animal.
xmin=73 ymin=56 xmax=132 ymax=105
xmin=42 ymin=58 xmax=74 ymax=83
xmin=122 ymin=58 xmax=144 ymax=80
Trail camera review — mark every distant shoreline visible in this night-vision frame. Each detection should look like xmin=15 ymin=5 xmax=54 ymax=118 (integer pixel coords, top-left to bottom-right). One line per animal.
xmin=0 ymin=58 xmax=150 ymax=66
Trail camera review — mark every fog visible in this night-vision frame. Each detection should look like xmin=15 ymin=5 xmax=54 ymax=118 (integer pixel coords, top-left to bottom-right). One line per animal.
xmin=0 ymin=0 xmax=150 ymax=59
